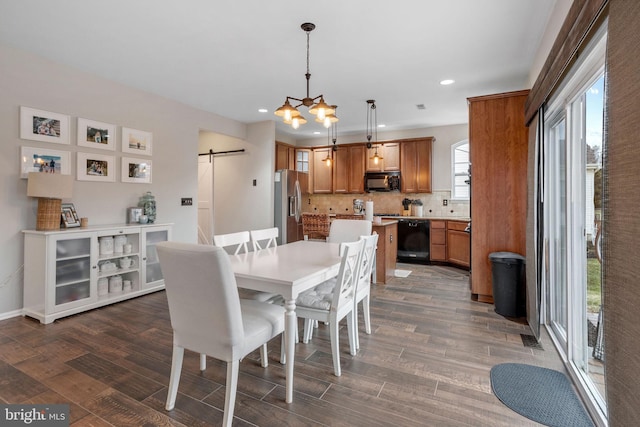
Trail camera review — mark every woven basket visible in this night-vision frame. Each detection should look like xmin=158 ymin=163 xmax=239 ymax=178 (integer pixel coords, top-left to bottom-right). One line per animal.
xmin=36 ymin=198 xmax=62 ymax=231
xmin=301 ymin=213 xmax=330 ymax=240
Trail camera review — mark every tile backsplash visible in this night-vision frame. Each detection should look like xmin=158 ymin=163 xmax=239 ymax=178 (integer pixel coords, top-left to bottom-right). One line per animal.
xmin=304 ymin=191 xmax=470 ymax=219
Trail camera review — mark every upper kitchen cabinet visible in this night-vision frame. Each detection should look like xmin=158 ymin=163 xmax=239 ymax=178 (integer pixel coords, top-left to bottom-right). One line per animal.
xmin=275 ymin=141 xmax=296 ymax=171
xmin=400 ymin=137 xmax=433 ymax=193
xmin=366 ymin=142 xmax=400 ymax=172
xmin=334 ymin=145 xmax=366 ymax=193
xmin=312 ymin=147 xmax=332 ymax=193
xmin=468 ymin=90 xmax=529 ymax=303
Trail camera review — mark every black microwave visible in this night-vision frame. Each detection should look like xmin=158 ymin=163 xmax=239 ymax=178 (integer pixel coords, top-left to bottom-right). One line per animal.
xmin=365 ymin=171 xmax=401 ymax=192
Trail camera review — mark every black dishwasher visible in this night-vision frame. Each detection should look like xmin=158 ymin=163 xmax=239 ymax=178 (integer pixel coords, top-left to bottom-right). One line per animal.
xmin=397 ymin=219 xmax=430 ymax=263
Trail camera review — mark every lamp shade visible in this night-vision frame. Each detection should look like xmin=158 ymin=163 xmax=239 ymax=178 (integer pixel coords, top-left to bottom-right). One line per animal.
xmin=27 ymin=172 xmax=73 ymax=199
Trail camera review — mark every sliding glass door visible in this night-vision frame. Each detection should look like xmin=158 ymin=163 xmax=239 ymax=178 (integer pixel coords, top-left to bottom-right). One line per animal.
xmin=543 ymin=25 xmax=607 ymax=421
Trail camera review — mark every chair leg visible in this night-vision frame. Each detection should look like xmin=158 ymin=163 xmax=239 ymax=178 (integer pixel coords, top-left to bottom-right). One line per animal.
xmin=329 ymin=318 xmax=341 ymax=377
xmin=280 ymin=333 xmax=286 ymax=365
xmin=303 ymin=318 xmax=313 ymax=344
xmin=363 ymin=295 xmax=371 ymax=334
xmin=346 ymin=311 xmax=357 ymax=356
xmin=223 ymin=360 xmax=240 ymax=427
xmin=260 ymin=343 xmax=268 ymax=368
xmin=200 ymin=353 xmax=207 ymax=371
xmin=354 ymin=302 xmax=360 ymax=350
xmin=165 ymin=345 xmax=184 ymax=410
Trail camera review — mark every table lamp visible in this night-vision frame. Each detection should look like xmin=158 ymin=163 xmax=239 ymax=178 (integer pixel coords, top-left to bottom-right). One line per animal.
xmin=27 ymin=172 xmax=74 ymax=231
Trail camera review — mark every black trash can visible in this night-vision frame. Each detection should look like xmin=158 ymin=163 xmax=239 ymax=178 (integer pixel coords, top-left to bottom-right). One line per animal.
xmin=489 ymin=252 xmax=526 ymax=317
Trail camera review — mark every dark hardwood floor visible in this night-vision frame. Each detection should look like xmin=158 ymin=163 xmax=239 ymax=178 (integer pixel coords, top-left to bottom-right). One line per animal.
xmin=0 ymin=263 xmax=564 ymax=426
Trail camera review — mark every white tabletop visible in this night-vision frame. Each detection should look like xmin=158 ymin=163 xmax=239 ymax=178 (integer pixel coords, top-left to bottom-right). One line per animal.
xmin=229 ymin=240 xmax=342 ymax=299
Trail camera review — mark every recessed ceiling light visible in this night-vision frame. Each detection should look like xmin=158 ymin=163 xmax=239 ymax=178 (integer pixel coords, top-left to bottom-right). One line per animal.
xmin=440 ymin=79 xmax=455 ymax=85
xmin=313 ymin=131 xmax=321 ymax=135
xmin=258 ymin=108 xmax=268 ymax=113
xmin=378 ymin=124 xmax=386 ymax=128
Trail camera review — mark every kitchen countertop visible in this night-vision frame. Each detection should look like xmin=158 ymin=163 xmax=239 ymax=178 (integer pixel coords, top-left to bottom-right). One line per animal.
xmin=380 ymin=216 xmax=470 ymax=222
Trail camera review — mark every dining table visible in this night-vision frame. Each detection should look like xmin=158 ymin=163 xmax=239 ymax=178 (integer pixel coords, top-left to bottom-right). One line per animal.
xmin=228 ymin=239 xmax=342 ymax=403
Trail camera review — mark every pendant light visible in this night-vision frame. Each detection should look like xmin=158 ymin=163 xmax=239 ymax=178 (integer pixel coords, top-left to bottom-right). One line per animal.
xmin=275 ymin=23 xmax=338 ymax=129
xmin=324 ymin=108 xmax=339 ymax=166
xmin=366 ymin=99 xmax=383 ymax=164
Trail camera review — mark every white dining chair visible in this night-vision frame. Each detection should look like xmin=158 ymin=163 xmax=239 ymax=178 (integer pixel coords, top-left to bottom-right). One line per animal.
xmin=213 ymin=231 xmax=250 ymax=255
xmin=156 ymin=242 xmax=285 ymax=427
xmin=250 ymin=227 xmax=279 ymax=251
xmin=295 ymin=239 xmax=365 ymax=376
xmin=214 ymin=231 xmax=279 ymax=303
xmin=354 ymin=233 xmax=379 ymax=350
xmin=327 ymin=219 xmax=372 ymax=244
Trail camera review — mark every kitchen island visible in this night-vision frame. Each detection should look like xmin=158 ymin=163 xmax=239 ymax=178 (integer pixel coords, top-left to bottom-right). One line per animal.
xmin=372 ymin=220 xmax=398 ymax=284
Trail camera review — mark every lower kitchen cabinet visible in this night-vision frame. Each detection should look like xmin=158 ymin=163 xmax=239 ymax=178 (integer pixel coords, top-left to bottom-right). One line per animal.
xmin=446 ymin=220 xmax=470 ymax=268
xmin=372 ymin=220 xmax=397 ymax=284
xmin=23 ymin=223 xmax=172 ymax=324
xmin=430 ymin=220 xmax=447 ymax=262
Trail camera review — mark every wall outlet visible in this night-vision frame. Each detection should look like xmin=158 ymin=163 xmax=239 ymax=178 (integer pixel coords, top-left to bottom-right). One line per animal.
xmin=181 ymin=198 xmax=193 ymax=206
xmin=443 ymin=199 xmax=448 ymax=206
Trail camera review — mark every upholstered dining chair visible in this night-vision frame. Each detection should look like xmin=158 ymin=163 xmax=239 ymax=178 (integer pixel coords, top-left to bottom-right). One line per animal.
xmin=250 ymin=227 xmax=279 ymax=251
xmin=354 ymin=233 xmax=379 ymax=350
xmin=327 ymin=219 xmax=372 ymax=244
xmin=214 ymin=231 xmax=278 ymax=303
xmin=295 ymin=239 xmax=365 ymax=376
xmin=156 ymin=242 xmax=284 ymax=427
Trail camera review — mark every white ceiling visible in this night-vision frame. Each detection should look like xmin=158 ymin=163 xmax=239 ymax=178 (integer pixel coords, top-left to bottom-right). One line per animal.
xmin=0 ymin=0 xmax=556 ymax=141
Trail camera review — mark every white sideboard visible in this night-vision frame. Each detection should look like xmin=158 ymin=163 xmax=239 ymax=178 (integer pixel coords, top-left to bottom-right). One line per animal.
xmin=23 ymin=223 xmax=172 ymax=324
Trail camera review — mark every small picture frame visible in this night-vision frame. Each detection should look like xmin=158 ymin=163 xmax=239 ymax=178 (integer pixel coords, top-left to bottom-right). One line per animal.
xmin=122 ymin=127 xmax=152 ymax=156
xmin=121 ymin=157 xmax=152 ymax=183
xmin=77 ymin=118 xmax=116 ymax=151
xmin=20 ymin=146 xmax=71 ymax=178
xmin=20 ymin=106 xmax=70 ymax=145
xmin=61 ymin=203 xmax=80 ymax=228
xmin=77 ymin=152 xmax=116 ymax=182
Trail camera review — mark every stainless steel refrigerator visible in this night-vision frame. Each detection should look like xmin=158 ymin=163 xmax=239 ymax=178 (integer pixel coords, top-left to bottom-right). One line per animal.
xmin=274 ymin=169 xmax=309 ymax=245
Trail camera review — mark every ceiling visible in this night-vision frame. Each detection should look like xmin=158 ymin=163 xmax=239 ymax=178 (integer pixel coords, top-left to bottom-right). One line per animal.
xmin=0 ymin=0 xmax=557 ymax=141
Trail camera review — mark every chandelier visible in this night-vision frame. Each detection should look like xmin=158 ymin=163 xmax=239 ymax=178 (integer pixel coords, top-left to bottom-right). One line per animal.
xmin=275 ymin=23 xmax=338 ymax=129
xmin=366 ymin=99 xmax=383 ymax=165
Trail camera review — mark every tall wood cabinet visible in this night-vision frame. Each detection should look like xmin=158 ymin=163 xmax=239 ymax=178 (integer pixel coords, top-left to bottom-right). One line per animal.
xmin=23 ymin=223 xmax=172 ymax=324
xmin=400 ymin=137 xmax=433 ymax=193
xmin=312 ymin=147 xmax=332 ymax=193
xmin=468 ymin=90 xmax=529 ymax=303
xmin=334 ymin=145 xmax=366 ymax=193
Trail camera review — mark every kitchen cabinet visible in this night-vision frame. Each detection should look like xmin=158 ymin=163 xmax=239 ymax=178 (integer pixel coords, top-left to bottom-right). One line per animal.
xmin=469 ymin=90 xmax=529 ymax=303
xmin=275 ymin=141 xmax=296 ymax=171
xmin=366 ymin=142 xmax=400 ymax=171
xmin=400 ymin=137 xmax=433 ymax=193
xmin=334 ymin=145 xmax=366 ymax=193
xmin=23 ymin=223 xmax=172 ymax=324
xmin=430 ymin=220 xmax=447 ymax=262
xmin=446 ymin=220 xmax=470 ymax=268
xmin=372 ymin=220 xmax=398 ymax=284
xmin=312 ymin=147 xmax=332 ymax=193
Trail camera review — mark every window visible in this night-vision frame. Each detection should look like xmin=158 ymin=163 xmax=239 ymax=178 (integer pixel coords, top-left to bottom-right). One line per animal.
xmin=451 ymin=140 xmax=470 ymax=200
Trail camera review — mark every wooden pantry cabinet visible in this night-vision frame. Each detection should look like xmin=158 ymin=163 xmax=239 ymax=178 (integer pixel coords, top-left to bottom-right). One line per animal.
xmin=23 ymin=223 xmax=172 ymax=324
xmin=468 ymin=90 xmax=528 ymax=303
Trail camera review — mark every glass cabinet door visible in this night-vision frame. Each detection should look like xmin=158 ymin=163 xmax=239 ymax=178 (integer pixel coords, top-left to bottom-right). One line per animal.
xmin=51 ymin=233 xmax=96 ymax=311
xmin=142 ymin=227 xmax=171 ymax=288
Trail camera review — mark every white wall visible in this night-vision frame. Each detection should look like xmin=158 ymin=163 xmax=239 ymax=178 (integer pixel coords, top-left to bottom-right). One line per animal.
xmin=199 ymin=121 xmax=275 ymax=235
xmin=285 ymin=123 xmax=469 ymax=191
xmin=0 ymin=42 xmax=265 ymax=317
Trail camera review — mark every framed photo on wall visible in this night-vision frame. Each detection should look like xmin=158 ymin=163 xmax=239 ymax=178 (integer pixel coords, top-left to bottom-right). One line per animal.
xmin=122 ymin=127 xmax=152 ymax=156
xmin=121 ymin=157 xmax=152 ymax=183
xmin=20 ymin=106 xmax=70 ymax=145
xmin=20 ymin=146 xmax=71 ymax=178
xmin=77 ymin=118 xmax=116 ymax=151
xmin=77 ymin=152 xmax=116 ymax=182
xmin=61 ymin=203 xmax=80 ymax=228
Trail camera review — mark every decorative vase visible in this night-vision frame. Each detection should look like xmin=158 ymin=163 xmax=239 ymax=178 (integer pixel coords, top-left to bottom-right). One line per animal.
xmin=139 ymin=191 xmax=156 ymax=223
